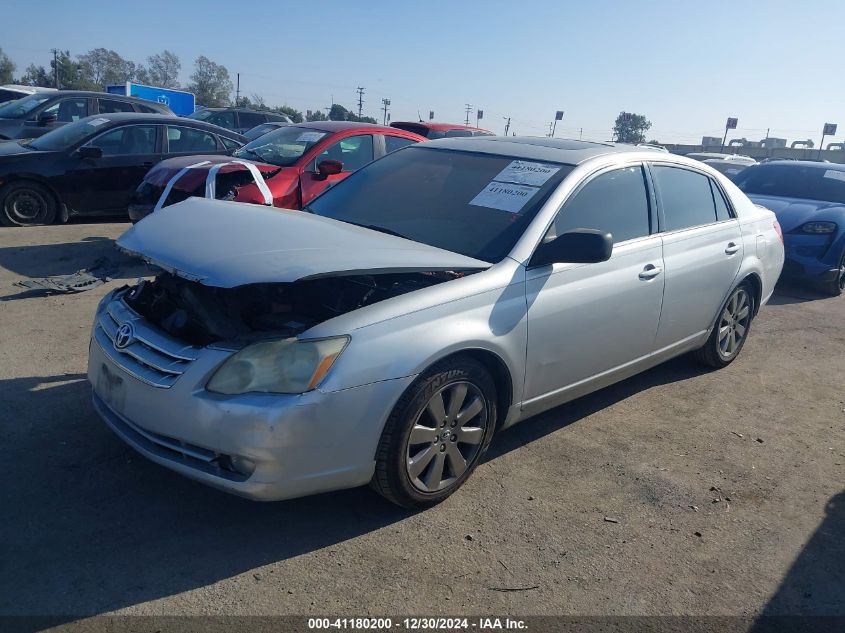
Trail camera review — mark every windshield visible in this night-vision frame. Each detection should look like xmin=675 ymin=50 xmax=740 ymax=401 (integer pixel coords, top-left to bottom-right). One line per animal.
xmin=243 ymin=123 xmax=276 ymax=141
xmin=306 ymin=146 xmax=572 ymax=262
xmin=734 ymin=164 xmax=845 ymax=204
xmin=0 ymin=93 xmax=52 ymax=118
xmin=233 ymin=125 xmax=328 ymax=167
xmin=27 ymin=116 xmax=109 ymax=151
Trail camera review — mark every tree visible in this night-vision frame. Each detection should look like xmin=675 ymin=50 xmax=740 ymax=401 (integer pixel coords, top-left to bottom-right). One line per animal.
xmin=188 ymin=56 xmax=232 ymax=107
xmin=612 ymin=111 xmax=652 ymax=144
xmin=275 ymin=105 xmax=303 ymax=123
xmin=77 ymin=48 xmax=138 ymax=88
xmin=143 ymin=50 xmax=180 ymax=88
xmin=328 ymin=103 xmax=350 ymax=121
xmin=306 ymin=109 xmax=328 ymax=122
xmin=0 ymin=48 xmax=15 ymax=84
xmin=20 ymin=64 xmax=51 ymax=87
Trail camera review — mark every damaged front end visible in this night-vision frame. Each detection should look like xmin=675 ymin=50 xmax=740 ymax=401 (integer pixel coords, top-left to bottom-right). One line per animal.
xmin=122 ymin=270 xmax=462 ymax=347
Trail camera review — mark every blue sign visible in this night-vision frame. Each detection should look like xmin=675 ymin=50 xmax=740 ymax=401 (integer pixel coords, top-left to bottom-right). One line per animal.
xmin=106 ymin=83 xmax=196 ymax=116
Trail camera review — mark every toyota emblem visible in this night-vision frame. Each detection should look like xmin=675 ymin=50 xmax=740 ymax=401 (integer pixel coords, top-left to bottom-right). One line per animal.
xmin=114 ymin=323 xmax=135 ymax=350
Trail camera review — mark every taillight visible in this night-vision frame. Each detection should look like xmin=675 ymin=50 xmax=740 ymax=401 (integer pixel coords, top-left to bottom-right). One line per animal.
xmin=773 ymin=220 xmax=784 ymax=244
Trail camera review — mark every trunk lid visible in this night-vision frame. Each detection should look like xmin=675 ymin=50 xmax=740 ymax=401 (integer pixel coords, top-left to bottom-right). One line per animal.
xmin=116 ymin=198 xmax=491 ymax=288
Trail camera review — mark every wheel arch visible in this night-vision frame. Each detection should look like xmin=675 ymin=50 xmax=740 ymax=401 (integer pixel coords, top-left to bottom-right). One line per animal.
xmin=0 ymin=175 xmax=64 ymax=210
xmin=741 ymin=271 xmax=763 ymax=316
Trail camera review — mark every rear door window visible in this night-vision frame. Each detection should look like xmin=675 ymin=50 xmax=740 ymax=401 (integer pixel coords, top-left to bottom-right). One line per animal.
xmin=238 ymin=112 xmax=266 ymax=129
xmin=652 ymin=165 xmax=718 ymax=231
xmin=550 ymin=165 xmax=651 ymax=244
xmin=384 ymin=135 xmax=416 ymax=154
xmin=98 ymin=98 xmax=135 ymax=114
xmin=166 ymin=126 xmax=219 ymax=153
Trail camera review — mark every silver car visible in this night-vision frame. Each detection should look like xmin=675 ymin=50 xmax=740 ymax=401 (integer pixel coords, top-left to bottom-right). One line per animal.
xmin=88 ymin=137 xmax=784 ymax=507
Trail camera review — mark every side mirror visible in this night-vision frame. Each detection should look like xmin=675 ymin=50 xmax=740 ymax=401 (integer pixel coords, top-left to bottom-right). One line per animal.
xmin=316 ymin=159 xmax=343 ymax=179
xmin=37 ymin=111 xmax=58 ymax=126
xmin=530 ymin=228 xmax=613 ymax=267
xmin=78 ymin=146 xmax=103 ymax=160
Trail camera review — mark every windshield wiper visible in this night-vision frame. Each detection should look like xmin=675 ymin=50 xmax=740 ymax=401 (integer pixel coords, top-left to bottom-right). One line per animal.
xmin=349 ymin=222 xmax=410 ymax=240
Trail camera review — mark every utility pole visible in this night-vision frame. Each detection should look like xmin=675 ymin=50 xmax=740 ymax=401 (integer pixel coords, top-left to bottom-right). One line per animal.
xmin=579 ymin=128 xmax=583 ymax=140
xmin=356 ymin=87 xmax=365 ymax=120
xmin=464 ymin=104 xmax=472 ymax=126
xmin=503 ymin=117 xmax=510 ymax=136
xmin=235 ymin=73 xmax=240 ymax=107
xmin=381 ymin=98 xmax=391 ymax=125
xmin=547 ymin=122 xmax=553 ymax=137
xmin=50 ymin=48 xmax=59 ymax=89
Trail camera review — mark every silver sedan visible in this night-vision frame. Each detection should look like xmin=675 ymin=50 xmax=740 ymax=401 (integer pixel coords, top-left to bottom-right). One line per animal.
xmin=88 ymin=137 xmax=784 ymax=507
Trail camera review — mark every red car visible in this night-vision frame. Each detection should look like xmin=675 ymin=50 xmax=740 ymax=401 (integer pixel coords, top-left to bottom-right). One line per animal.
xmin=128 ymin=121 xmax=423 ymax=221
xmin=390 ymin=121 xmax=494 ymax=139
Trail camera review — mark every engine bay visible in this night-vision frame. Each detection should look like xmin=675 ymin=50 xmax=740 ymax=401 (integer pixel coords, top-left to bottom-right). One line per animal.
xmin=123 ymin=271 xmax=462 ymax=346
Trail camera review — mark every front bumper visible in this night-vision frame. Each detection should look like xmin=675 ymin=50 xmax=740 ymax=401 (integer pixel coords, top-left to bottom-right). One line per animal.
xmin=781 ymin=233 xmax=842 ymax=283
xmin=87 ymin=292 xmax=415 ymax=501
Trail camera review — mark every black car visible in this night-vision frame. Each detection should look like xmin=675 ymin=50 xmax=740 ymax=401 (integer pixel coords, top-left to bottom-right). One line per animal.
xmin=0 ymin=90 xmax=173 ymax=140
xmin=242 ymin=120 xmax=290 ymax=141
xmin=0 ymin=113 xmax=246 ymax=226
xmin=186 ymin=108 xmax=292 ymax=134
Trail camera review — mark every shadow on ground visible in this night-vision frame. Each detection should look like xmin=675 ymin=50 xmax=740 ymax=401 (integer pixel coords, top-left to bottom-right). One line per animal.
xmin=767 ymin=280 xmax=834 ymax=305
xmin=0 ymin=355 xmax=708 ymax=621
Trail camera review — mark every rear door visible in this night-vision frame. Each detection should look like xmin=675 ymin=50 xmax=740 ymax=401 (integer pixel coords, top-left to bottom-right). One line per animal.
xmin=523 ymin=164 xmax=665 ymax=412
xmin=299 ymin=133 xmax=374 ymax=206
xmin=237 ymin=111 xmax=266 ymax=134
xmin=165 ymin=125 xmax=223 ymax=156
xmin=650 ymin=164 xmax=743 ymax=349
xmin=74 ymin=124 xmax=163 ymax=213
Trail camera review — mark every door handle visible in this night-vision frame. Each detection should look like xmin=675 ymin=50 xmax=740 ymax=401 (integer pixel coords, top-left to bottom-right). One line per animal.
xmin=725 ymin=242 xmax=740 ymax=255
xmin=639 ymin=264 xmax=663 ymax=280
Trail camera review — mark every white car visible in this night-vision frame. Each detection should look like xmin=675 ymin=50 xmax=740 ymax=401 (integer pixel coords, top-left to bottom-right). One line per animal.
xmin=0 ymin=84 xmax=57 ymax=105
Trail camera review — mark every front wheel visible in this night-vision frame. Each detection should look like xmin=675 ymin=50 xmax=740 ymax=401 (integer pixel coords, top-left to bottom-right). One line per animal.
xmin=371 ymin=356 xmax=497 ymax=508
xmin=0 ymin=181 xmax=58 ymax=227
xmin=823 ymin=250 xmax=845 ymax=297
xmin=694 ymin=281 xmax=755 ymax=368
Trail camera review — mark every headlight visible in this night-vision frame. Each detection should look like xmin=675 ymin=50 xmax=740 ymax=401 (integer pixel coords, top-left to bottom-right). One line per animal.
xmin=800 ymin=221 xmax=837 ymax=234
xmin=207 ymin=336 xmax=349 ymax=395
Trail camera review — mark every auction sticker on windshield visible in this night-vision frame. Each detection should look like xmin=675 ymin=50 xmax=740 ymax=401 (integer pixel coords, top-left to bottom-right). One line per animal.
xmin=823 ymin=169 xmax=845 ymax=182
xmin=88 ymin=118 xmax=110 ymax=127
xmin=493 ymin=160 xmax=561 ymax=186
xmin=469 ymin=181 xmax=539 ymax=213
xmin=296 ymin=131 xmax=326 ymax=143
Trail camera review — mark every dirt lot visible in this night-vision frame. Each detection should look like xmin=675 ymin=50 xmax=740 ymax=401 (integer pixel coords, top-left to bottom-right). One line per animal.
xmin=0 ymin=221 xmax=842 ymax=622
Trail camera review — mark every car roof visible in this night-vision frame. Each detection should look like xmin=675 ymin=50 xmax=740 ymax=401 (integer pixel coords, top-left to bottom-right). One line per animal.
xmin=80 ymin=113 xmax=247 ymax=139
xmin=754 ymin=160 xmax=844 ymax=170
xmin=392 ymin=121 xmax=492 ymax=133
xmin=293 ymin=120 xmax=407 ymax=134
xmin=419 ymin=136 xmax=643 ymax=165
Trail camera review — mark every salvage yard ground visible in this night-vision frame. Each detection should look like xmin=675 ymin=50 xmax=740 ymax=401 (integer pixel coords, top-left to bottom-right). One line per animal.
xmin=0 ymin=221 xmax=842 ymax=619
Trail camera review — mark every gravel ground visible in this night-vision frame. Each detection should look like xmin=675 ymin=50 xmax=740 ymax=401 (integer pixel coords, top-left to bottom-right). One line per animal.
xmin=0 ymin=221 xmax=842 ymax=621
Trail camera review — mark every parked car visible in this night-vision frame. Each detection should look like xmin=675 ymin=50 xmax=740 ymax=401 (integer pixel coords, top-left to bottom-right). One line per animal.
xmin=127 ymin=121 xmax=424 ymax=221
xmin=186 ymin=108 xmax=292 ymax=134
xmin=734 ymin=160 xmax=845 ymax=295
xmin=0 ymin=113 xmax=245 ymax=226
xmin=702 ymin=158 xmax=752 ymax=180
xmin=0 ymin=90 xmax=172 ymax=140
xmin=0 ymin=84 xmax=57 ymax=104
xmin=242 ymin=120 xmax=290 ymax=141
xmin=390 ymin=121 xmax=494 ymax=138
xmin=685 ymin=152 xmax=756 ymax=166
xmin=90 ymin=138 xmax=784 ymax=507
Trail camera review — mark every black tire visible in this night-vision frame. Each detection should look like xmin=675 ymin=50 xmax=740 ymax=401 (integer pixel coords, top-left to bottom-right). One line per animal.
xmin=0 ymin=181 xmax=58 ymax=227
xmin=823 ymin=250 xmax=845 ymax=297
xmin=694 ymin=280 xmax=755 ymax=368
xmin=371 ymin=356 xmax=497 ymax=508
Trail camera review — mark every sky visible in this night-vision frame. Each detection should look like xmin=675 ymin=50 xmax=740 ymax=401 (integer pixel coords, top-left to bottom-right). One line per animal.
xmin=2 ymin=0 xmax=844 ymax=146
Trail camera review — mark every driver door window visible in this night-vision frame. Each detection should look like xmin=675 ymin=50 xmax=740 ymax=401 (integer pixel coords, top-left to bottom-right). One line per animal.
xmin=313 ymin=134 xmax=373 ymax=172
xmin=89 ymin=126 xmax=157 ymax=156
xmin=548 ymin=166 xmax=652 ymax=243
xmin=40 ymin=98 xmax=89 ymax=122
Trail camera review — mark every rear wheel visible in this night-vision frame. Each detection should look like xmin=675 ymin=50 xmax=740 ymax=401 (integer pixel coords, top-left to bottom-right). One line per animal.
xmin=694 ymin=281 xmax=755 ymax=368
xmin=823 ymin=250 xmax=845 ymax=297
xmin=371 ymin=356 xmax=497 ymax=508
xmin=0 ymin=181 xmax=57 ymax=226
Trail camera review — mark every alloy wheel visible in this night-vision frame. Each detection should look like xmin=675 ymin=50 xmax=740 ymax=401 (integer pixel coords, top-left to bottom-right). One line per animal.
xmin=405 ymin=381 xmax=489 ymax=493
xmin=717 ymin=287 xmax=752 ymax=360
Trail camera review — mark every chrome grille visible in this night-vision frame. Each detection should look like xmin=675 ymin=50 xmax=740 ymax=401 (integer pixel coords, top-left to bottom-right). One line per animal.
xmin=95 ymin=297 xmax=200 ymax=388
